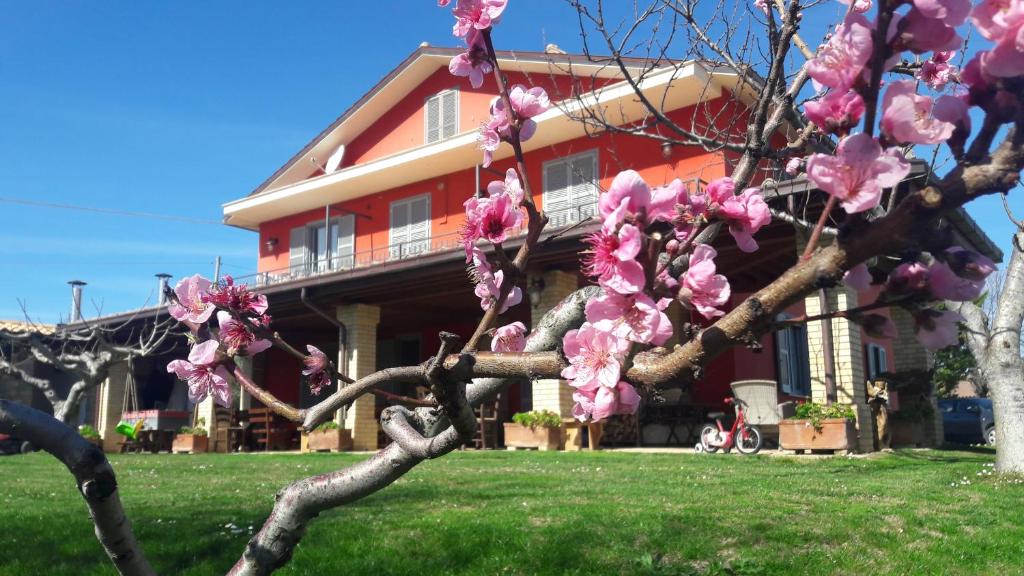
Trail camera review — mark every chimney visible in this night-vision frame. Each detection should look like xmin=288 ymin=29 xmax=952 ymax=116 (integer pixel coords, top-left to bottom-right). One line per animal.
xmin=155 ymin=273 xmax=172 ymax=306
xmin=68 ymin=280 xmax=86 ymax=322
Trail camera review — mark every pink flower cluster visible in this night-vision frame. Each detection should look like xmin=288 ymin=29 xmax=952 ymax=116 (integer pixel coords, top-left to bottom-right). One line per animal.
xmin=479 ymin=85 xmax=550 ymax=166
xmin=303 ymin=345 xmax=331 ymax=396
xmin=970 ymin=0 xmax=1024 ymax=78
xmin=805 ymin=133 xmax=910 ymax=214
xmin=442 ymin=0 xmax=506 ymax=89
xmin=469 ymin=247 xmax=522 ymax=314
xmin=166 ymin=274 xmax=276 ymax=405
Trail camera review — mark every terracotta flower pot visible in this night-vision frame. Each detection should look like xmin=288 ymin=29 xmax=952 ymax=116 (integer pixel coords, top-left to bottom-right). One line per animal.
xmin=503 ymin=422 xmax=562 ymax=451
xmin=172 ymin=434 xmax=209 ymax=454
xmin=306 ymin=429 xmax=353 ymax=452
xmin=779 ymin=418 xmax=856 ymax=451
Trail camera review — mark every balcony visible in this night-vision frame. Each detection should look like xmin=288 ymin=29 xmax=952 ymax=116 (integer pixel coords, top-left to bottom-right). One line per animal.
xmin=234 ymin=202 xmax=600 ymax=290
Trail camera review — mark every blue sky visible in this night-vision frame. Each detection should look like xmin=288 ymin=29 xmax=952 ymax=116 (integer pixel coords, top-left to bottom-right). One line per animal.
xmin=0 ymin=1 xmax=1018 ymax=323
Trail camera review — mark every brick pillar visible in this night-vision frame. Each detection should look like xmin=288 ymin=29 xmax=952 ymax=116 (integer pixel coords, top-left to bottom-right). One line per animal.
xmin=196 ymin=396 xmax=217 ymax=436
xmin=97 ymin=361 xmax=128 ymax=452
xmin=336 ymin=304 xmax=381 ymax=451
xmin=529 ymin=270 xmax=579 ymax=417
xmin=235 ymin=355 xmax=253 ymax=411
xmin=804 ymin=286 xmax=874 ymax=453
xmin=889 ymin=308 xmax=942 ymax=445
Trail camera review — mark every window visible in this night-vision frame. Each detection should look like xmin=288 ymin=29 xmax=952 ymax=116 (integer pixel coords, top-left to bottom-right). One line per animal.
xmin=425 ymin=89 xmax=458 ymax=144
xmin=542 ymin=150 xmax=599 ymax=228
xmin=389 ymin=194 xmax=431 ymax=259
xmin=775 ymin=322 xmax=811 ymax=397
xmin=865 ymin=343 xmax=888 ymax=379
xmin=288 ymin=214 xmax=355 ymax=276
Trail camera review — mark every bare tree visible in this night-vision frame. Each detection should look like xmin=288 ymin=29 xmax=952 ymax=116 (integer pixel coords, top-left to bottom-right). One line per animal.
xmin=0 ymin=315 xmax=178 ymax=424
xmin=2 ymin=1 xmax=1024 ymax=575
xmin=950 ymin=229 xmax=1024 ymax=473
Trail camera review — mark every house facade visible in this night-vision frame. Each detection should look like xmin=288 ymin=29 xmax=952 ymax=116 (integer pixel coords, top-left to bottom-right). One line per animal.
xmin=81 ymin=46 xmax=1001 ymax=452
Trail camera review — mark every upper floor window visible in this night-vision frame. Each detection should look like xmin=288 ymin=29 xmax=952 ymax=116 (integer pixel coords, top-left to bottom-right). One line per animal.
xmin=866 ymin=343 xmax=888 ymax=379
xmin=288 ymin=214 xmax=356 ymax=277
xmin=425 ymin=89 xmax=458 ymax=144
xmin=776 ymin=319 xmax=811 ymax=397
xmin=542 ymin=150 xmax=599 ymax=228
xmin=389 ymin=193 xmax=431 ymax=259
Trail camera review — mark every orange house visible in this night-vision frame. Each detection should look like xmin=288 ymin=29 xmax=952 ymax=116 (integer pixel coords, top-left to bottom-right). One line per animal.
xmin=216 ymin=45 xmax=999 ymax=452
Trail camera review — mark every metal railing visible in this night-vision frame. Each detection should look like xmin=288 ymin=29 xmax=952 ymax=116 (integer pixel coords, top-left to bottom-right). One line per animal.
xmin=234 ymin=201 xmax=600 ymax=289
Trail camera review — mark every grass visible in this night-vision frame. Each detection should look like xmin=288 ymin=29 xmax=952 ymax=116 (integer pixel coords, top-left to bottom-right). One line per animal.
xmin=1 ymin=448 xmax=1022 ymax=575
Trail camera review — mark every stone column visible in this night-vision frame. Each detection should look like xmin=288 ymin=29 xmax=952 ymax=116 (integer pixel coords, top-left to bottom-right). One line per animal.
xmin=195 ymin=396 xmax=217 ymax=436
xmin=235 ymin=355 xmax=253 ymax=411
xmin=529 ymin=270 xmax=579 ymax=417
xmin=97 ymin=360 xmax=128 ymax=452
xmin=804 ymin=287 xmax=875 ymax=453
xmin=890 ymin=307 xmax=943 ymax=446
xmin=336 ymin=304 xmax=382 ymax=451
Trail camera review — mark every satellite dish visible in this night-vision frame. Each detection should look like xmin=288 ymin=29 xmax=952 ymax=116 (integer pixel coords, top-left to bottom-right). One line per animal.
xmin=325 ymin=144 xmax=346 ymax=174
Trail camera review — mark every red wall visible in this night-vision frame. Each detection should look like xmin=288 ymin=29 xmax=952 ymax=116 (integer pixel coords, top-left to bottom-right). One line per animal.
xmin=257 ymin=96 xmax=733 ymax=274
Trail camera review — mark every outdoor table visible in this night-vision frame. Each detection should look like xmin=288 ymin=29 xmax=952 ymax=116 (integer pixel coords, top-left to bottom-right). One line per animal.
xmin=137 ymin=429 xmax=175 ymax=453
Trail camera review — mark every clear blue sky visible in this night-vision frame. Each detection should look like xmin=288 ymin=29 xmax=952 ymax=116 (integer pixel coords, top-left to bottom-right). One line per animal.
xmin=0 ymin=1 xmax=1018 ymax=323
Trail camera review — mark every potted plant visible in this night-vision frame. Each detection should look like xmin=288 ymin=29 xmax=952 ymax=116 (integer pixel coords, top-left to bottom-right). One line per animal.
xmin=172 ymin=418 xmax=209 ymax=453
xmin=306 ymin=421 xmax=353 ymax=452
xmin=779 ymin=403 xmax=858 ymax=452
xmin=78 ymin=424 xmax=102 ymax=448
xmin=503 ymin=410 xmax=563 ymax=451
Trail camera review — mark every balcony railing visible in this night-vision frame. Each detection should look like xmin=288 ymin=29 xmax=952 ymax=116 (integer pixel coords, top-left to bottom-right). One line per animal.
xmin=233 ymin=202 xmax=600 ymax=289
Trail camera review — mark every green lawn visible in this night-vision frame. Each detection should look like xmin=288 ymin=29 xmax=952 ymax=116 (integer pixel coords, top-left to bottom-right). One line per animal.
xmin=0 ymin=449 xmax=1021 ymax=575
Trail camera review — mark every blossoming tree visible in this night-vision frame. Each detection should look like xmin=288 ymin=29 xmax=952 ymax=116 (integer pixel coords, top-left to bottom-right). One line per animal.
xmin=1 ymin=0 xmax=1023 ymax=573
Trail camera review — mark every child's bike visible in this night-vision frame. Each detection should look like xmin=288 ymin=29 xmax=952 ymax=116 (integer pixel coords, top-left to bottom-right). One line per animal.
xmin=695 ymin=396 xmax=763 ymax=455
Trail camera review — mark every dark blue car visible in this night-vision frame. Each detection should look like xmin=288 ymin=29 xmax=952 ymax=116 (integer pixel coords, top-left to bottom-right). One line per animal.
xmin=939 ymin=398 xmax=996 ymax=446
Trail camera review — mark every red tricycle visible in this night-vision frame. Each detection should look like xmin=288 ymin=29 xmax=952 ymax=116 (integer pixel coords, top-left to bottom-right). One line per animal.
xmin=695 ymin=396 xmax=763 ymax=455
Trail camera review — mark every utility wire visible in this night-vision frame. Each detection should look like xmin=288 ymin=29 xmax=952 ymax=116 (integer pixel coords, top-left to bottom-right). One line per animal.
xmin=0 ymin=195 xmax=223 ymax=225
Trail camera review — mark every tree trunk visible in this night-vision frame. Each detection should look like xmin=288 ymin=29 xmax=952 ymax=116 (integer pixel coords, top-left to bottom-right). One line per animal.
xmin=989 ymin=366 xmax=1024 ymax=473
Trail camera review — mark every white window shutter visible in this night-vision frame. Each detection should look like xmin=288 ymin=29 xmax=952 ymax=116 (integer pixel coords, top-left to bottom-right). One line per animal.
xmin=425 ymin=95 xmax=440 ymax=144
xmin=335 ymin=214 xmax=355 ymax=269
xmin=409 ymin=195 xmax=431 ymax=255
xmin=441 ymin=90 xmax=457 ymax=139
xmin=543 ymin=159 xmax=570 ymax=227
xmin=289 ymin=226 xmax=307 ymax=277
xmin=570 ymin=153 xmax=598 ymax=221
xmin=390 ymin=202 xmax=409 ymax=258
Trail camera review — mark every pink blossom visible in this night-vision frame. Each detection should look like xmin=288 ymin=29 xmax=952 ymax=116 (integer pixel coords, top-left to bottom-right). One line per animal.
xmin=754 ymin=0 xmax=769 ymax=15
xmin=486 ymin=168 xmax=524 ymax=205
xmin=971 ymin=0 xmax=1024 ymax=46
xmin=572 ymin=381 xmax=641 ymax=422
xmin=673 ymin=186 xmax=709 ymax=242
xmin=649 ymin=179 xmax=684 ymax=223
xmin=303 ymin=345 xmax=331 ymax=396
xmin=585 ymin=291 xmax=673 ymax=345
xmin=943 ymin=247 xmax=997 ymax=282
xmin=899 ymin=8 xmax=964 ymax=54
xmin=561 ymin=322 xmax=631 ymax=391
xmin=583 ymin=206 xmax=645 ymax=294
xmin=785 ymin=158 xmax=803 ymax=176
xmin=169 ymin=274 xmax=215 ymax=323
xmin=916 ymin=59 xmax=958 ymax=91
xmin=837 ymin=0 xmax=872 ymax=13
xmin=166 ymin=340 xmax=232 ymax=407
xmin=886 ymin=262 xmax=931 ymax=295
xmin=599 ymin=170 xmax=650 ymax=223
xmin=452 ymin=0 xmax=507 ymax=37
xmin=719 ymin=187 xmax=771 ymax=252
xmin=680 ymin=244 xmax=731 ymax=319
xmin=881 ymin=81 xmax=955 ymax=145
xmin=473 ymin=263 xmax=522 ymax=313
xmin=914 ymin=309 xmax=964 ymax=350
xmin=449 ymin=29 xmax=493 ymax=89
xmin=491 ymin=321 xmax=527 ymax=352
xmin=913 ymin=0 xmax=972 ymax=26
xmin=508 ymin=84 xmax=550 ymax=118
xmin=843 ymin=263 xmax=873 ymax=291
xmin=438 ymin=0 xmax=451 ymax=6
xmin=463 ymin=192 xmax=521 ymax=245
xmin=916 ymin=248 xmax=996 ymax=303
xmin=806 ymin=13 xmax=873 ymax=91
xmin=803 ymin=90 xmax=865 ymax=136
xmin=203 ymin=275 xmax=268 ymax=317
xmin=805 ymin=133 xmax=911 ymax=214
xmin=216 ymin=311 xmax=271 ymax=356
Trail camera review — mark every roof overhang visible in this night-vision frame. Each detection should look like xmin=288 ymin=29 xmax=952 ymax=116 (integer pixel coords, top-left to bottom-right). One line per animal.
xmin=223 ymin=61 xmax=751 ymax=230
